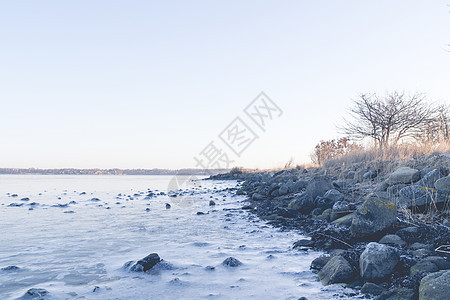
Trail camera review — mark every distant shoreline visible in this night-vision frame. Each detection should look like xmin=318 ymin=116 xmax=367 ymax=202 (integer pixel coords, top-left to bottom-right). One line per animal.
xmin=0 ymin=168 xmax=229 ymax=176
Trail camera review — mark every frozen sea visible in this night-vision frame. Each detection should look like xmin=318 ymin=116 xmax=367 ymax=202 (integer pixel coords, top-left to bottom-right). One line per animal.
xmin=0 ymin=175 xmax=352 ymax=299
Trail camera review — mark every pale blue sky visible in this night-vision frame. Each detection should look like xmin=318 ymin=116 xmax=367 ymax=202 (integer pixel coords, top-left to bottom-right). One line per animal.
xmin=1 ymin=1 xmax=449 ymax=169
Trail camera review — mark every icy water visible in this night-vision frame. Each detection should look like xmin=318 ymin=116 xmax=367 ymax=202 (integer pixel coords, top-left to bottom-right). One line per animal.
xmin=0 ymin=175 xmax=351 ymax=300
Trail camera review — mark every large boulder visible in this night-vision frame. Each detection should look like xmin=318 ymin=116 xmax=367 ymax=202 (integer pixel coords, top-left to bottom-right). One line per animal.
xmin=386 ymin=167 xmax=420 ymax=185
xmin=419 ymin=270 xmax=450 ymax=300
xmin=398 ymin=185 xmax=450 ymax=209
xmin=417 ymin=169 xmax=444 ymax=188
xmin=318 ymin=256 xmax=353 ymax=285
xmin=360 ymin=242 xmax=399 ymax=280
xmin=287 ymin=193 xmax=315 ymax=215
xmin=397 ymin=185 xmax=433 ymax=208
xmin=435 ymin=175 xmax=450 ymax=192
xmin=350 ymin=195 xmax=397 ymax=239
xmin=306 ymin=176 xmax=333 ymax=199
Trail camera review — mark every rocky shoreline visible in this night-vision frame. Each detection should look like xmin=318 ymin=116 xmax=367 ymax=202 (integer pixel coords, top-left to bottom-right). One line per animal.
xmin=210 ymin=153 xmax=450 ymax=300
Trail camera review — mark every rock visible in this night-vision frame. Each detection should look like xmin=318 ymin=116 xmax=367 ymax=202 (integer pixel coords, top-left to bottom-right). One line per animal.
xmin=417 ymin=169 xmax=443 ymax=188
xmin=306 ymin=176 xmax=333 ymax=199
xmin=386 ymin=184 xmax=407 ymax=197
xmin=379 ymin=234 xmax=407 ymax=248
xmin=311 ymin=207 xmax=323 ymax=217
xmin=222 ymin=257 xmax=242 ymax=267
xmin=375 ymin=288 xmax=414 ymax=300
xmin=345 ymin=171 xmax=356 ymax=180
xmin=20 ymin=197 xmax=30 ymax=201
xmin=331 ymin=212 xmax=355 ymax=227
xmin=310 ymin=256 xmax=331 ymax=271
xmin=423 ymin=256 xmax=450 ymax=270
xmin=318 ymin=256 xmax=353 ymax=285
xmin=252 ymin=193 xmax=264 ymax=201
xmin=387 ymin=167 xmax=420 ymax=185
xmin=1 ymin=265 xmax=20 ymax=271
xmin=397 ymin=185 xmax=434 ymax=208
xmin=413 ymin=248 xmax=432 ymax=259
xmin=361 ymin=282 xmax=385 ymax=296
xmin=435 ymin=175 xmax=450 ymax=192
xmin=330 ymin=201 xmax=350 ymax=221
xmin=360 ymin=242 xmax=399 ymax=280
xmin=323 ymin=189 xmax=344 ymax=202
xmin=395 ymin=227 xmax=420 ymax=243
xmin=209 ymin=200 xmax=216 ymax=206
xmin=410 ymin=260 xmax=439 ymax=277
xmin=90 ymin=198 xmax=101 ymax=202
xmin=363 ymin=170 xmax=377 ymax=180
xmin=293 ymin=239 xmax=315 ymax=250
xmin=409 ymin=242 xmax=433 ymax=251
xmin=376 ymin=181 xmax=390 ymax=192
xmin=287 ymin=193 xmax=314 ymax=215
xmin=419 ymin=270 xmax=450 ymax=300
xmin=292 ymin=180 xmax=309 ymax=193
xmin=130 ymin=253 xmax=161 ymax=272
xmin=23 ymin=288 xmax=49 ymax=298
xmin=316 ymin=197 xmax=335 ymax=210
xmin=278 ymin=184 xmax=289 ymax=196
xmin=350 ymin=195 xmax=397 ymax=239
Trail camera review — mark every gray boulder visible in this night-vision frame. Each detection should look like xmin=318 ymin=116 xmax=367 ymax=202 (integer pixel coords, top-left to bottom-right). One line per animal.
xmin=330 ymin=201 xmax=350 ymax=222
xmin=360 ymin=242 xmax=399 ymax=280
xmin=398 ymin=185 xmax=449 ymax=208
xmin=306 ymin=176 xmax=333 ymax=199
xmin=423 ymin=256 xmax=450 ymax=270
xmin=278 ymin=184 xmax=289 ymax=196
xmin=417 ymin=169 xmax=443 ymax=188
xmin=318 ymin=256 xmax=353 ymax=285
xmin=316 ymin=197 xmax=335 ymax=210
xmin=310 ymin=256 xmax=331 ymax=271
xmin=323 ymin=189 xmax=344 ymax=202
xmin=419 ymin=270 xmax=450 ymax=300
xmin=375 ymin=288 xmax=414 ymax=300
xmin=363 ymin=170 xmax=377 ymax=180
xmin=361 ymin=282 xmax=384 ymax=296
xmin=387 ymin=167 xmax=420 ymax=185
xmin=345 ymin=171 xmax=356 ymax=180
xmin=386 ymin=184 xmax=407 ymax=197
xmin=292 ymin=180 xmax=309 ymax=193
xmin=287 ymin=193 xmax=315 ymax=215
xmin=435 ymin=175 xmax=450 ymax=192
xmin=350 ymin=195 xmax=397 ymax=239
xmin=379 ymin=234 xmax=407 ymax=248
xmin=410 ymin=260 xmax=439 ymax=277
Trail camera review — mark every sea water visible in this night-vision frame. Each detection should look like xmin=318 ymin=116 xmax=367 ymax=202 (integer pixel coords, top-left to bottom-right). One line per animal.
xmin=0 ymin=175 xmax=351 ymax=299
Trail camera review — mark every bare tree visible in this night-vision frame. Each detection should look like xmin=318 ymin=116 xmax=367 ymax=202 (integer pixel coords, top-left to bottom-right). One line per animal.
xmin=340 ymin=92 xmax=433 ymax=149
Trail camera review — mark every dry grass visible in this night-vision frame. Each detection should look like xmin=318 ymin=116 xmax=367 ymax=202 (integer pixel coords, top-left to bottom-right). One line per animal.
xmin=321 ymin=141 xmax=450 ymax=178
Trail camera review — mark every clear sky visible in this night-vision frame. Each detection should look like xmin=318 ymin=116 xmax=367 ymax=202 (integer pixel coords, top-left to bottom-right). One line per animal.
xmin=1 ymin=1 xmax=449 ymax=169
